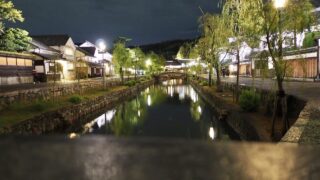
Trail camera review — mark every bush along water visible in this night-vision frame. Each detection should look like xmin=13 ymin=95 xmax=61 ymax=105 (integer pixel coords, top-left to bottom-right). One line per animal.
xmin=68 ymin=95 xmax=83 ymax=104
xmin=124 ymin=80 xmax=137 ymax=87
xmin=199 ymin=80 xmax=208 ymax=86
xmin=239 ymin=89 xmax=261 ymax=112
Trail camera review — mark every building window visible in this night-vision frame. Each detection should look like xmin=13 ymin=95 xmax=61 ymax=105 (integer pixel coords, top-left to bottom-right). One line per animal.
xmin=25 ymin=59 xmax=33 ymax=67
xmin=7 ymin=57 xmax=16 ymax=66
xmin=17 ymin=58 xmax=25 ymax=66
xmin=0 ymin=57 xmax=6 ymax=65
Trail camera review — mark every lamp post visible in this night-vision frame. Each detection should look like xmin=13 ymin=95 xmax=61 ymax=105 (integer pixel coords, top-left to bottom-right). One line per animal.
xmin=315 ymin=36 xmax=320 ymax=81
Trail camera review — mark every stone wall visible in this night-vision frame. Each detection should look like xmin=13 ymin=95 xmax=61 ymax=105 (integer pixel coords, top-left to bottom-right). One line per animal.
xmin=0 ymin=76 xmax=33 ymax=86
xmin=190 ymin=78 xmax=306 ymax=141
xmin=190 ymin=81 xmax=261 ymax=141
xmin=0 ymin=80 xmax=154 ymax=135
xmin=0 ymin=80 xmax=122 ymax=111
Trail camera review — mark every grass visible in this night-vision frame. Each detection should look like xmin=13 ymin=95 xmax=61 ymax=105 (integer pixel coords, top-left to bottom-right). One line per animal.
xmin=0 ymin=86 xmax=127 ymax=129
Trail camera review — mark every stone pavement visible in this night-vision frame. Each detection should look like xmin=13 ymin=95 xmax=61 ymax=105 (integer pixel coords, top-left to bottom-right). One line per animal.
xmin=1 ymin=136 xmax=320 ymax=180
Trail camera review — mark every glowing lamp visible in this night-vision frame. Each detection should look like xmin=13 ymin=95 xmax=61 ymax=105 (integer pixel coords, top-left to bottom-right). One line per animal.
xmin=273 ymin=0 xmax=287 ymax=9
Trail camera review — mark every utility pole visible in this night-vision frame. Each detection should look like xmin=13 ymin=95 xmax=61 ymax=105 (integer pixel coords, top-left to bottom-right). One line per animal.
xmin=315 ymin=36 xmax=320 ymax=81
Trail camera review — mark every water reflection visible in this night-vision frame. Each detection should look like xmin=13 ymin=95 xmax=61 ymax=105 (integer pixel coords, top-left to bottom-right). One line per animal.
xmin=83 ymin=79 xmax=239 ymax=141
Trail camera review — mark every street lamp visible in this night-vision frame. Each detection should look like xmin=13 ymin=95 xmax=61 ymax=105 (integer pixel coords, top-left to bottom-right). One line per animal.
xmin=145 ymin=59 xmax=152 ymax=75
xmin=98 ymin=40 xmax=107 ymax=89
xmin=146 ymin=59 xmax=152 ymax=67
xmin=273 ymin=0 xmax=287 ymax=9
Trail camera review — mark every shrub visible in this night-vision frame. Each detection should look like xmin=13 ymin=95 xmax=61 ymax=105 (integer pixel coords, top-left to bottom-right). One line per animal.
xmin=124 ymin=80 xmax=137 ymax=87
xmin=199 ymin=80 xmax=208 ymax=86
xmin=68 ymin=95 xmax=83 ymax=104
xmin=239 ymin=90 xmax=261 ymax=112
xmin=30 ymin=102 xmax=47 ymax=112
xmin=303 ymin=32 xmax=320 ymax=48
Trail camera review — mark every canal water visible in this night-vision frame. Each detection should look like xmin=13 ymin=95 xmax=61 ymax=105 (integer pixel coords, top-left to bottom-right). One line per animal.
xmin=81 ymin=79 xmax=239 ymax=141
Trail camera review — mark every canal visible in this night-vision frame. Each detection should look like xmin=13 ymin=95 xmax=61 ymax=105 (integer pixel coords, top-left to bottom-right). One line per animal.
xmin=80 ymin=79 xmax=240 ymax=141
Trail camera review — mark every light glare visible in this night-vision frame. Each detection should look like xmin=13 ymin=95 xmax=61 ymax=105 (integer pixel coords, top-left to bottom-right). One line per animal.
xmin=273 ymin=0 xmax=287 ymax=9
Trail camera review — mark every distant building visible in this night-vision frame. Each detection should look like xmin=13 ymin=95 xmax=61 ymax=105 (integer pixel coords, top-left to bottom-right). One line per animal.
xmin=0 ymin=51 xmax=40 ymax=85
xmin=29 ymin=39 xmax=61 ymax=82
xmin=31 ymin=34 xmax=77 ymax=81
xmin=76 ymin=46 xmax=103 ymax=77
xmin=78 ymin=41 xmax=114 ymax=76
xmin=223 ymin=6 xmax=320 ymax=79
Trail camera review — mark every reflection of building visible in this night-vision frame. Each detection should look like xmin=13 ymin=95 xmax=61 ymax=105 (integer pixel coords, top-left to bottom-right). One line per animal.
xmin=0 ymin=51 xmax=39 ymax=85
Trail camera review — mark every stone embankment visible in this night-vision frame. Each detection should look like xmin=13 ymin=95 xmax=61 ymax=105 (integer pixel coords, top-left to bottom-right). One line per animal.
xmin=190 ymin=79 xmax=305 ymax=141
xmin=0 ymin=80 xmax=122 ymax=111
xmin=0 ymin=80 xmax=154 ymax=135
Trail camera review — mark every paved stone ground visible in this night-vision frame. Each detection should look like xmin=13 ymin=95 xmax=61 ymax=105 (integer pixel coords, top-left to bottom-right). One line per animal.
xmin=214 ymin=76 xmax=320 ymax=144
xmin=1 ymin=136 xmax=320 ymax=180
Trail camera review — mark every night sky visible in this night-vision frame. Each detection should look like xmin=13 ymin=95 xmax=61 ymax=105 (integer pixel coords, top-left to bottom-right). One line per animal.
xmin=11 ymin=0 xmax=220 ymax=46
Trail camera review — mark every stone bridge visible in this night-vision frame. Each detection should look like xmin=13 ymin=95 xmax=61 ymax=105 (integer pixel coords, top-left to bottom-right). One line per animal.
xmin=155 ymin=72 xmax=187 ymax=82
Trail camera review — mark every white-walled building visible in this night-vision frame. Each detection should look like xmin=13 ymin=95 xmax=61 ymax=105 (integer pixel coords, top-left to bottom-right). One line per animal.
xmin=78 ymin=41 xmax=114 ymax=76
xmin=31 ymin=35 xmax=77 ymax=81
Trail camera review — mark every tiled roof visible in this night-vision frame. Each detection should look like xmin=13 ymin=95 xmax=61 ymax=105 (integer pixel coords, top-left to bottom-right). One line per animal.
xmin=79 ymin=47 xmax=96 ymax=57
xmin=31 ymin=34 xmax=70 ymax=46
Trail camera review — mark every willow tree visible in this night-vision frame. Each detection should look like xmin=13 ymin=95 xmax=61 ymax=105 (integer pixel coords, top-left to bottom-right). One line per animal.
xmin=177 ymin=42 xmax=193 ymax=59
xmin=286 ymin=0 xmax=315 ymax=49
xmin=258 ymin=0 xmax=315 ymax=136
xmin=146 ymin=52 xmax=165 ymax=76
xmin=130 ymin=48 xmax=145 ymax=80
xmin=222 ymin=0 xmax=263 ymax=101
xmin=112 ymin=41 xmax=130 ymax=83
xmin=196 ymin=14 xmax=231 ymax=91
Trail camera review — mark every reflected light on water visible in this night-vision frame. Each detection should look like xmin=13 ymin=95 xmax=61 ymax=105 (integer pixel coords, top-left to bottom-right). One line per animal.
xmin=83 ymin=109 xmax=116 ymax=133
xmin=209 ymin=127 xmax=215 ymax=140
xmin=147 ymin=95 xmax=152 ymax=106
xmin=198 ymin=106 xmax=202 ymax=114
xmin=163 ymin=80 xmax=199 ymax=102
xmin=138 ymin=110 xmax=141 ymax=117
xmin=179 ymin=86 xmax=185 ymax=100
xmin=69 ymin=133 xmax=79 ymax=139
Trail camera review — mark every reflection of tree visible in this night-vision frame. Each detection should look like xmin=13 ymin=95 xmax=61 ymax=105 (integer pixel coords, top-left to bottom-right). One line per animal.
xmin=143 ymin=86 xmax=167 ymax=106
xmin=110 ymin=86 xmax=169 ymax=136
xmin=190 ymin=101 xmax=202 ymax=122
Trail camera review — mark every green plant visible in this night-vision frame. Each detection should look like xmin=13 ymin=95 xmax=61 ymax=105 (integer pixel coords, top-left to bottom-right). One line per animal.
xmin=303 ymin=32 xmax=320 ymax=48
xmin=68 ymin=95 xmax=83 ymax=104
xmin=124 ymin=80 xmax=136 ymax=87
xmin=239 ymin=90 xmax=261 ymax=112
xmin=199 ymin=80 xmax=208 ymax=86
xmin=31 ymin=102 xmax=46 ymax=112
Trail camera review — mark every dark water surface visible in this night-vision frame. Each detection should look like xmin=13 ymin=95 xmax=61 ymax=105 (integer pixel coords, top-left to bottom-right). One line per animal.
xmin=81 ymin=80 xmax=239 ymax=141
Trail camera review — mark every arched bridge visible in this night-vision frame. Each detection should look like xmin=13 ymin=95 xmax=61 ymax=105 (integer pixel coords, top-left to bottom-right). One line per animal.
xmin=155 ymin=72 xmax=187 ymax=82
